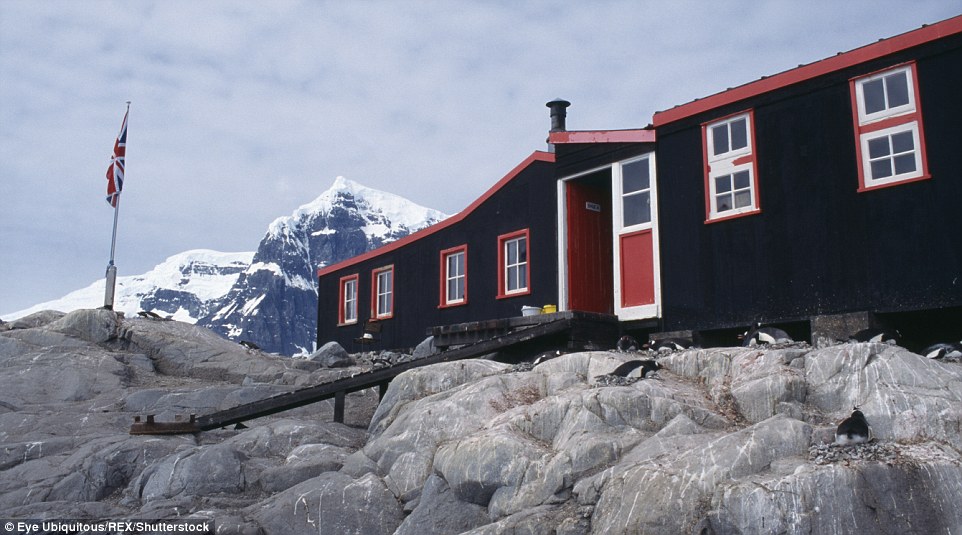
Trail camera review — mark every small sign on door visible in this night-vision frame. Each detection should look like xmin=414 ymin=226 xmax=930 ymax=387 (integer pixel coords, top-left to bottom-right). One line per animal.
xmin=585 ymin=202 xmax=602 ymax=212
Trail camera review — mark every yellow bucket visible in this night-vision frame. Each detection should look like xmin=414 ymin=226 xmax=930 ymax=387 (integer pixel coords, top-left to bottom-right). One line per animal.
xmin=542 ymin=304 xmax=557 ymax=314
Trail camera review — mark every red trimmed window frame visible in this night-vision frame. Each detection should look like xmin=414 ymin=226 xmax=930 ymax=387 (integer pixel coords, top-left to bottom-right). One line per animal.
xmin=702 ymin=109 xmax=762 ymax=224
xmin=497 ymin=229 xmax=531 ymax=299
xmin=371 ymin=265 xmax=395 ymax=320
xmin=439 ymin=245 xmax=468 ymax=308
xmin=849 ymin=61 xmax=930 ymax=192
xmin=337 ymin=274 xmax=359 ymax=326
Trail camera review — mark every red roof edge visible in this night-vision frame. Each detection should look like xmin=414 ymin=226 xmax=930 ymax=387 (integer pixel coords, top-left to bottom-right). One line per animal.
xmin=317 ymin=151 xmax=556 ymax=278
xmin=549 ymin=129 xmax=656 ymax=144
xmin=652 ymin=15 xmax=962 ymax=127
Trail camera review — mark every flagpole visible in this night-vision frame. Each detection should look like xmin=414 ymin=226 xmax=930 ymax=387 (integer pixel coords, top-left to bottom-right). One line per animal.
xmin=104 ymin=194 xmax=120 ymax=310
xmin=104 ymin=101 xmax=130 ymax=310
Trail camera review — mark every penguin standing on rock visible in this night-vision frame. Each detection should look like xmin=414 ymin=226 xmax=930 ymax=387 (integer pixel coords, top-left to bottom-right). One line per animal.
xmin=616 ymin=335 xmax=640 ymax=352
xmin=835 ymin=407 xmax=871 ymax=445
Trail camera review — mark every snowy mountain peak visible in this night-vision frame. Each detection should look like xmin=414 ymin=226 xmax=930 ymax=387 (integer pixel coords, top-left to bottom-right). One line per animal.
xmin=2 ymin=249 xmax=253 ymax=322
xmin=267 ymin=176 xmax=448 ymax=241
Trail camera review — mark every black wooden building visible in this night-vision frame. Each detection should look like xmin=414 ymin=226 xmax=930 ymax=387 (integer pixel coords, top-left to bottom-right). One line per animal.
xmin=316 ymin=153 xmax=559 ymax=350
xmin=647 ymin=16 xmax=962 ymax=346
xmin=318 ymin=16 xmax=962 ymax=351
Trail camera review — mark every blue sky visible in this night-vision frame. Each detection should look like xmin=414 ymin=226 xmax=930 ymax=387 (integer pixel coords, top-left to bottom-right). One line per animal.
xmin=1 ymin=0 xmax=958 ymax=315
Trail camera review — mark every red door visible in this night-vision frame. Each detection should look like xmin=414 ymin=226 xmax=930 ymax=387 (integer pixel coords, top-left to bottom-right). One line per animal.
xmin=565 ymin=176 xmax=614 ymax=314
xmin=619 ymin=230 xmax=655 ymax=307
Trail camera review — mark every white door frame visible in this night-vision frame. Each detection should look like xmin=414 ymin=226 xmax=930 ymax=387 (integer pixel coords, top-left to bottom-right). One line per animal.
xmin=556 ymin=153 xmax=661 ymax=320
xmin=610 ymin=152 xmax=661 ymax=321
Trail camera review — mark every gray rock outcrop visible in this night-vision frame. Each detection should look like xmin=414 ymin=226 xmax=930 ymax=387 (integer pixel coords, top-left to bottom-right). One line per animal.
xmin=308 ymin=341 xmax=355 ymax=368
xmin=1 ymin=310 xmax=960 ymax=533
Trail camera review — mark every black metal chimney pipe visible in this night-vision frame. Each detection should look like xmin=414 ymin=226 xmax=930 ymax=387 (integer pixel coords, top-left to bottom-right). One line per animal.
xmin=546 ymin=98 xmax=571 ymax=132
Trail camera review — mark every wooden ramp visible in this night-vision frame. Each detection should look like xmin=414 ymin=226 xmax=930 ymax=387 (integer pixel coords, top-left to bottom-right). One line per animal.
xmin=130 ymin=313 xmax=611 ymax=435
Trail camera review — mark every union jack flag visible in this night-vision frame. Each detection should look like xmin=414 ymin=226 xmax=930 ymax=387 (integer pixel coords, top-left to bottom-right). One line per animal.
xmin=106 ymin=109 xmax=127 ymax=207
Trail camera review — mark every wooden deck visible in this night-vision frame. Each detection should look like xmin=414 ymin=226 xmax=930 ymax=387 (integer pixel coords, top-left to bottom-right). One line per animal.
xmin=430 ymin=310 xmax=618 ymax=349
xmin=130 ymin=312 xmax=617 ymax=435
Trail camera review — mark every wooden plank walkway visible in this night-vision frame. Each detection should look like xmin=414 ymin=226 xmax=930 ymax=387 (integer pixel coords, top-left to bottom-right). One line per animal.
xmin=130 ymin=314 xmax=593 ymax=435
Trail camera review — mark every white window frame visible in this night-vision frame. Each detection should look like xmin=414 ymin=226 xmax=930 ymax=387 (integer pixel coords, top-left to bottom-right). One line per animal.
xmin=498 ymin=230 xmax=529 ymax=297
xmin=704 ymin=111 xmax=760 ymax=221
xmin=339 ymin=275 xmax=358 ymax=325
xmin=619 ymin=155 xmax=654 ymax=232
xmin=859 ymin=122 xmax=924 ymax=185
xmin=707 ymin=114 xmax=752 ymax=163
xmin=851 ymin=63 xmax=929 ymax=190
xmin=372 ymin=266 xmax=394 ymax=319
xmin=442 ymin=248 xmax=466 ymax=306
xmin=854 ymin=65 xmax=917 ymax=124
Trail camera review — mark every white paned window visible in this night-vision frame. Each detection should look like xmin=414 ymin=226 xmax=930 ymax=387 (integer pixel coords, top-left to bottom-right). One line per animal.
xmin=851 ymin=63 xmax=928 ymax=189
xmin=373 ymin=267 xmax=393 ymax=318
xmin=704 ymin=111 xmax=759 ymax=221
xmin=339 ymin=275 xmax=358 ymax=325
xmin=444 ymin=248 xmax=466 ymax=305
xmin=498 ymin=230 xmax=529 ymax=297
xmin=621 ymin=156 xmax=652 ymax=229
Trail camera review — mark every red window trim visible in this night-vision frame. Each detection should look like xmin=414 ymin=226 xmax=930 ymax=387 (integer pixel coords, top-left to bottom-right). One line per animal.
xmin=438 ymin=245 xmax=469 ymax=308
xmin=337 ymin=274 xmax=359 ymax=326
xmin=849 ymin=61 xmax=930 ymax=192
xmin=497 ymin=229 xmax=531 ymax=299
xmin=702 ymin=109 xmax=762 ymax=224
xmin=370 ymin=265 xmax=395 ymax=320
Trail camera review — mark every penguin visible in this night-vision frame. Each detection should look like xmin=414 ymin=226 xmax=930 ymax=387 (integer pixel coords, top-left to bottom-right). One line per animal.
xmin=835 ymin=407 xmax=871 ymax=445
xmin=616 ymin=335 xmax=640 ymax=352
xmin=609 ymin=359 xmax=660 ymax=379
xmin=137 ymin=310 xmax=164 ymax=320
xmin=648 ymin=337 xmax=693 ymax=352
xmin=239 ymin=340 xmax=261 ymax=350
xmin=740 ymin=324 xmax=793 ymax=347
xmin=922 ymin=341 xmax=962 ymax=360
xmin=850 ymin=328 xmax=900 ymax=345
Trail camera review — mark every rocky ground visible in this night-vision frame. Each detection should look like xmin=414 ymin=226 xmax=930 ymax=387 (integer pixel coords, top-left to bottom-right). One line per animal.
xmin=1 ymin=309 xmax=960 ymax=534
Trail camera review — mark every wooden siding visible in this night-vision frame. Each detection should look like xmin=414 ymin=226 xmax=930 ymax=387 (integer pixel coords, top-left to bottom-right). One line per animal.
xmin=654 ymin=35 xmax=962 ymax=332
xmin=316 ymin=157 xmax=558 ymax=350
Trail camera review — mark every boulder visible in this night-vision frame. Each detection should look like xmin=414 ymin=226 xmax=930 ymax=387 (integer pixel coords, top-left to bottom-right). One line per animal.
xmin=413 ymin=336 xmax=438 ymax=360
xmin=46 ymin=308 xmax=121 ymax=344
xmin=136 ymin=443 xmax=246 ymax=501
xmin=590 ymin=415 xmax=813 ymax=534
xmin=5 ymin=310 xmax=65 ymax=330
xmin=393 ymin=474 xmax=490 ymax=535
xmin=258 ymin=443 xmax=354 ymax=493
xmin=707 ymin=446 xmax=962 ymax=533
xmin=249 ymin=472 xmax=404 ymax=535
xmin=308 ymin=341 xmax=355 ymax=368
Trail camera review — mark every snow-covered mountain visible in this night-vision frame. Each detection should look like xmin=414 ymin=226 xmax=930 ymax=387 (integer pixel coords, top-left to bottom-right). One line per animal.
xmin=4 ymin=177 xmax=447 ymax=356
xmin=199 ymin=177 xmax=448 ymax=355
xmin=2 ymin=250 xmax=253 ymax=322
